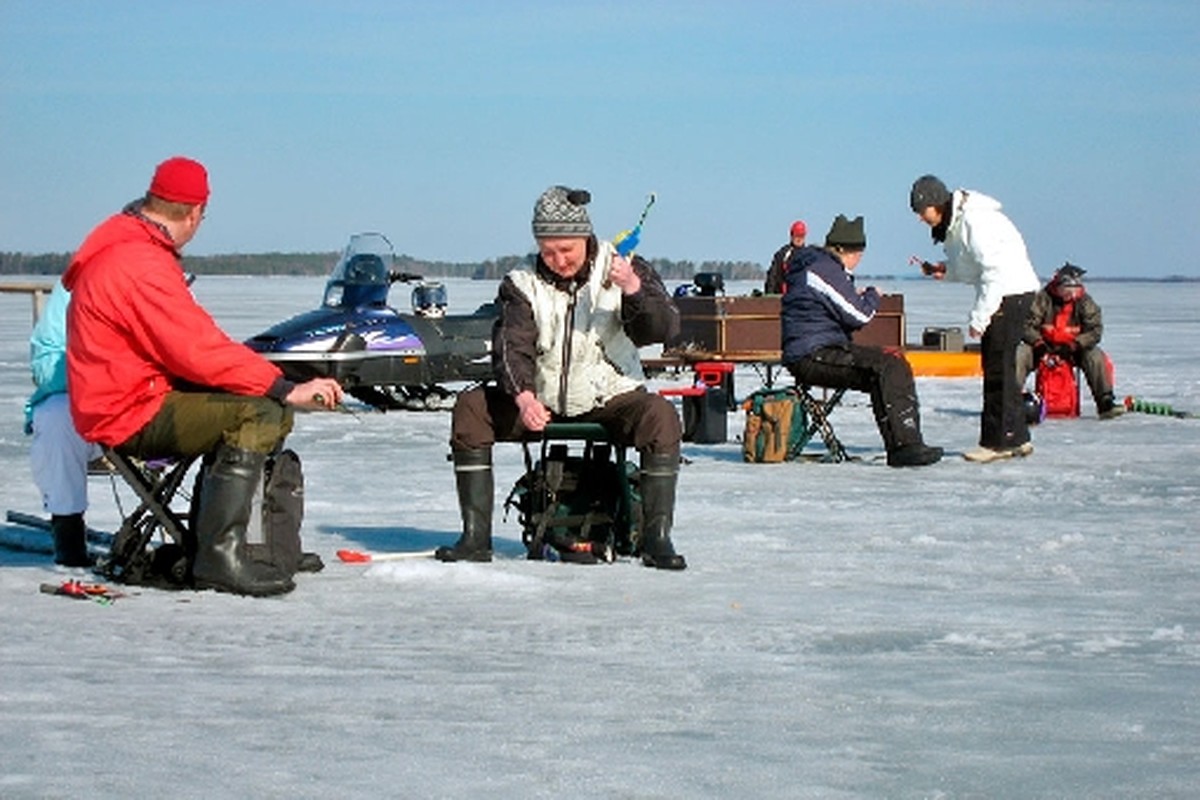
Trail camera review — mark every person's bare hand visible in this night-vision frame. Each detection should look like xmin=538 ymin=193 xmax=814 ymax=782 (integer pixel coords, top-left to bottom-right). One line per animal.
xmin=516 ymin=390 xmax=551 ymax=431
xmin=287 ymin=377 xmax=345 ymax=410
xmin=606 ymin=254 xmax=641 ymax=294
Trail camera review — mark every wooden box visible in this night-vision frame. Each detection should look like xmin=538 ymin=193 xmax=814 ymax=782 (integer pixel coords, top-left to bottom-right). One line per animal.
xmin=675 ymin=296 xmax=781 ymax=357
xmin=851 ymin=294 xmax=905 ymax=349
xmin=673 ymin=293 xmax=905 ymax=358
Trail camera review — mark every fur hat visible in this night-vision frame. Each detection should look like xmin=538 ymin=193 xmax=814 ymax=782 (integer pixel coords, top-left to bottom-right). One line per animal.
xmin=910 ymin=174 xmax=951 ymax=212
xmin=149 ymin=157 xmax=210 ymax=205
xmin=1054 ymin=262 xmax=1087 ymax=287
xmin=824 ymin=214 xmax=866 ymax=250
xmin=532 ymin=186 xmax=593 ymax=239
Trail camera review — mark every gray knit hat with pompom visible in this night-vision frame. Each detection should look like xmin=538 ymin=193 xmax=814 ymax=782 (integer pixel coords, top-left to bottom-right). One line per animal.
xmin=532 ymin=186 xmax=593 ymax=239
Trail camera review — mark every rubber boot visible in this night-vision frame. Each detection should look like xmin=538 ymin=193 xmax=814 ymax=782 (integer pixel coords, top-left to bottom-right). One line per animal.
xmin=51 ymin=513 xmax=92 ymax=567
xmin=192 ymin=446 xmax=295 ymax=596
xmin=435 ymin=449 xmax=494 ymax=563
xmin=638 ymin=452 xmax=687 ymax=571
xmin=886 ymin=442 xmax=944 ymax=467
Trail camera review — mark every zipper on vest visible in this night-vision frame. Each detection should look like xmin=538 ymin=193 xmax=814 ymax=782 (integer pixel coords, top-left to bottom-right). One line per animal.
xmin=557 ymin=286 xmax=578 ymax=412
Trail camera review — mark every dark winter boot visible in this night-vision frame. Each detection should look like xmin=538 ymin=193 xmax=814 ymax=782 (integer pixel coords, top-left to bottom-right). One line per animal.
xmin=435 ymin=449 xmax=494 ymax=563
xmin=192 ymin=446 xmax=295 ymax=596
xmin=51 ymin=513 xmax=92 ymax=567
xmin=1097 ymin=393 xmax=1125 ymax=420
xmin=886 ymin=443 xmax=944 ymax=467
xmin=638 ymin=452 xmax=687 ymax=571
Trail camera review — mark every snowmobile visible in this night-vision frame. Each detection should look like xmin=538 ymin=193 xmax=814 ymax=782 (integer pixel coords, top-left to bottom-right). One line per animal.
xmin=246 ymin=232 xmax=497 ymax=410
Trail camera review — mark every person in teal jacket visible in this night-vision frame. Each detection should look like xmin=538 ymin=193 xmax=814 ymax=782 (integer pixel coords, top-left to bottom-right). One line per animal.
xmin=25 ymin=280 xmax=101 ymax=566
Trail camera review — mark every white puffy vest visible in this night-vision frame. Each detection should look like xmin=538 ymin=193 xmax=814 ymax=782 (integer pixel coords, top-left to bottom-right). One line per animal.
xmin=507 ymin=241 xmax=645 ymax=416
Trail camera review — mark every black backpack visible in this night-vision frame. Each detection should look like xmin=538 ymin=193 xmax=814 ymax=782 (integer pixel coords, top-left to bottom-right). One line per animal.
xmin=505 ymin=439 xmax=640 ymax=564
xmin=246 ymin=448 xmax=305 ymax=576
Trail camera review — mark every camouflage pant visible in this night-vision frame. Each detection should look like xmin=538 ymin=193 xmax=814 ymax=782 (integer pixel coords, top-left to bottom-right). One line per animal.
xmin=116 ymin=391 xmax=294 ymax=459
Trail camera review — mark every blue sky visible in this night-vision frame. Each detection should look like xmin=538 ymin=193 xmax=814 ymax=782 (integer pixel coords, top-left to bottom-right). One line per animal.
xmin=2 ymin=1 xmax=1197 ymax=277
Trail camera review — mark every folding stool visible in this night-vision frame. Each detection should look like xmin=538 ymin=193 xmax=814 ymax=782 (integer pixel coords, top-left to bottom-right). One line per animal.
xmin=795 ymin=385 xmax=849 ymax=462
xmin=98 ymin=447 xmax=201 ymax=586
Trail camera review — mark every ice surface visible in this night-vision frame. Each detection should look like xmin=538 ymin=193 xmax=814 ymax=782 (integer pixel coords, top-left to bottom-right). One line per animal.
xmin=1 ymin=275 xmax=1197 ymax=798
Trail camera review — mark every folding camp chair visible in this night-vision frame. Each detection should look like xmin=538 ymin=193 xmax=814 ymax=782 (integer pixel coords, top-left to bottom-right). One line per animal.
xmin=795 ymin=385 xmax=848 ymax=462
xmin=97 ymin=447 xmax=201 ymax=587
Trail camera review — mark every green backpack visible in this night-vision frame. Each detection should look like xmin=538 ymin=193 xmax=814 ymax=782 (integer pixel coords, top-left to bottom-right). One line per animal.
xmin=741 ymin=387 xmax=810 ymax=463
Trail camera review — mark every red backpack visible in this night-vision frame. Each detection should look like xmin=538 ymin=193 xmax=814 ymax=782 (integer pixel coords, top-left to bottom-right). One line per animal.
xmin=1036 ymin=354 xmax=1080 ymax=418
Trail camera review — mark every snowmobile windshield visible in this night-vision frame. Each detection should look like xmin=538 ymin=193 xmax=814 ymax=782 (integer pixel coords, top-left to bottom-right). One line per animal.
xmin=324 ymin=232 xmax=396 ymax=308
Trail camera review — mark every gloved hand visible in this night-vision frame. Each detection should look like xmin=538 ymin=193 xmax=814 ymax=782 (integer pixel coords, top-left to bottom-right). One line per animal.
xmin=908 ymin=255 xmax=946 ymax=279
xmin=1041 ymin=324 xmax=1077 ymax=347
xmin=921 ymin=260 xmax=946 ymax=278
xmin=1049 ymin=342 xmax=1076 ymax=358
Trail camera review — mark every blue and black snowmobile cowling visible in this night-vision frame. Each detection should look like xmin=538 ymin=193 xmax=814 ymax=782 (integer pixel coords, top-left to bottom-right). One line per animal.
xmin=245 ymin=233 xmax=497 ymax=410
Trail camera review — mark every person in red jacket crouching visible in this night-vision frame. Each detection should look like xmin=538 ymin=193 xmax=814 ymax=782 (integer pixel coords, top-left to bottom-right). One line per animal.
xmin=1015 ymin=262 xmax=1123 ymax=420
xmin=63 ymin=156 xmax=344 ymax=596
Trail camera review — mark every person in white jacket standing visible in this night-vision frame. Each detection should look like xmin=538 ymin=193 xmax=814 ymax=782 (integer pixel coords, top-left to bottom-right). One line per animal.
xmin=910 ymin=175 xmax=1041 ymax=462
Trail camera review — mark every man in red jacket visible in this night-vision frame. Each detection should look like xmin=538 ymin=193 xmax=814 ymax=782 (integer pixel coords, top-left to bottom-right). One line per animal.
xmin=63 ymin=156 xmax=343 ymax=596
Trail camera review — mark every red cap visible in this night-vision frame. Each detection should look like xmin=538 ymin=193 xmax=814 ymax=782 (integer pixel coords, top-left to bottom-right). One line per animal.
xmin=790 ymin=220 xmax=807 ymax=238
xmin=148 ymin=157 xmax=210 ymax=205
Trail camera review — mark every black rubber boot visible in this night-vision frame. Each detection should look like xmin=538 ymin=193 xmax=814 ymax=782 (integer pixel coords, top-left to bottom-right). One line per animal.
xmin=638 ymin=452 xmax=687 ymax=571
xmin=51 ymin=513 xmax=92 ymax=567
xmin=192 ymin=446 xmax=295 ymax=596
xmin=886 ymin=443 xmax=944 ymax=467
xmin=436 ymin=449 xmax=494 ymax=563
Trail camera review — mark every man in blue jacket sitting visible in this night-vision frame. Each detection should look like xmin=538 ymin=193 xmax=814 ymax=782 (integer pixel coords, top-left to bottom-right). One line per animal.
xmin=781 ymin=215 xmax=942 ymax=467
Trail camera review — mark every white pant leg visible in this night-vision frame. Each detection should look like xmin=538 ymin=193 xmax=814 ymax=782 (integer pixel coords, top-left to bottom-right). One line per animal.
xmin=30 ymin=393 xmax=101 ymax=515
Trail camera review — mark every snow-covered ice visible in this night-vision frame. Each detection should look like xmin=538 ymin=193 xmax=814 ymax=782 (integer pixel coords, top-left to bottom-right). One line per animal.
xmin=1 ymin=275 xmax=1197 ymax=799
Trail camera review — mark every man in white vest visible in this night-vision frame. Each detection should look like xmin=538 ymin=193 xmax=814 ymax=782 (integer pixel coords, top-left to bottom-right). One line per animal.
xmin=437 ymin=185 xmax=686 ymax=570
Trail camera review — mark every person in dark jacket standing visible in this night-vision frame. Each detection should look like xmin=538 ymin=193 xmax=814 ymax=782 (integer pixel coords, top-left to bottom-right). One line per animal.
xmin=63 ymin=156 xmax=343 ymax=596
xmin=781 ymin=215 xmax=942 ymax=467
xmin=763 ymin=219 xmax=807 ymax=294
xmin=1016 ymin=262 xmax=1123 ymax=419
xmin=437 ymin=185 xmax=686 ymax=569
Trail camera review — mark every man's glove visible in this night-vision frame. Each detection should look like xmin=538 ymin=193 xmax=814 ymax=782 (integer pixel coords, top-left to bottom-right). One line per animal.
xmin=1041 ymin=324 xmax=1077 ymax=347
xmin=920 ymin=260 xmax=947 ymax=278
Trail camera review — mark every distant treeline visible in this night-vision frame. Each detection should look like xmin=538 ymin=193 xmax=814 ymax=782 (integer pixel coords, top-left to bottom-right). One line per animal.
xmin=0 ymin=251 xmax=766 ymax=282
xmin=4 ymin=251 xmax=1196 ymax=283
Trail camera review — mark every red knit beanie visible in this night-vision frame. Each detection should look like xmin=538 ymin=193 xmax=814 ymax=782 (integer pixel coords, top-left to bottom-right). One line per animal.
xmin=790 ymin=220 xmax=807 ymax=238
xmin=148 ymin=157 xmax=210 ymax=205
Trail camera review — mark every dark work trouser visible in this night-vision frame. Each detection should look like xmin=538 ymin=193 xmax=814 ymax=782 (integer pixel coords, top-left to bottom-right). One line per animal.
xmin=980 ymin=292 xmax=1035 ymax=449
xmin=787 ymin=343 xmax=924 ymax=453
